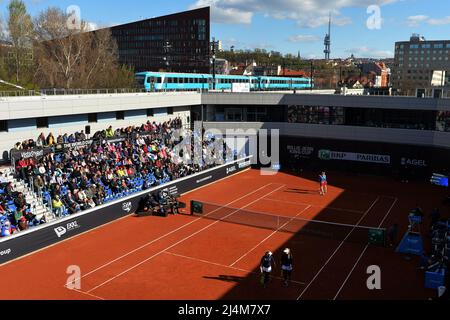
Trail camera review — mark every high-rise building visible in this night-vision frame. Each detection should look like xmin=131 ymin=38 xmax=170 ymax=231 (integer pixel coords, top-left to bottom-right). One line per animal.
xmin=96 ymin=7 xmax=211 ymax=74
xmin=392 ymin=34 xmax=450 ymax=97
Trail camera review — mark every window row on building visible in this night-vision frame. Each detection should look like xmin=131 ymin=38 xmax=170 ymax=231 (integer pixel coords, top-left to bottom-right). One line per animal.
xmin=0 ymin=108 xmax=175 ymax=133
xmin=287 ymin=106 xmax=450 ymax=132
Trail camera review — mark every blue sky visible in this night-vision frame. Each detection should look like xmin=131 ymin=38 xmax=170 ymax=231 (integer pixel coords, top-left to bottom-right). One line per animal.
xmin=1 ymin=0 xmax=450 ymax=58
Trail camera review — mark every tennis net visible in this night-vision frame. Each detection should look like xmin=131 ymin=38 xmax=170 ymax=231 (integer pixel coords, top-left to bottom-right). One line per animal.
xmin=190 ymin=200 xmax=386 ymax=247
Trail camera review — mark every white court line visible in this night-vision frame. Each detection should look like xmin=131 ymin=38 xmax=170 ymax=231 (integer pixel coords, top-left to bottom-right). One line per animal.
xmin=86 ymin=184 xmax=287 ymax=294
xmin=68 ymin=288 xmax=106 ymax=300
xmin=333 ymin=197 xmax=399 ymax=300
xmin=296 ymin=196 xmax=380 ymax=301
xmin=229 ymin=205 xmax=312 ymax=268
xmin=66 ymin=182 xmax=277 ymax=288
xmin=164 ymin=251 xmax=306 ymax=286
xmin=262 ymin=198 xmax=365 ymax=215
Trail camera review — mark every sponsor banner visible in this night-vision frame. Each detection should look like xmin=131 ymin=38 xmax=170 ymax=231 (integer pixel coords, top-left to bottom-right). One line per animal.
xmin=318 ymin=149 xmax=391 ymax=164
xmin=60 ymin=140 xmax=93 ymax=150
xmin=0 ymin=157 xmax=252 ymax=265
xmin=287 ymin=145 xmax=314 ymax=159
xmin=238 ymin=159 xmax=252 ymax=169
xmin=226 ymin=165 xmax=238 ymax=175
xmin=0 ymin=249 xmax=11 ymax=256
xmin=10 ymin=147 xmax=54 ymax=160
xmin=401 ymin=157 xmax=428 ymax=167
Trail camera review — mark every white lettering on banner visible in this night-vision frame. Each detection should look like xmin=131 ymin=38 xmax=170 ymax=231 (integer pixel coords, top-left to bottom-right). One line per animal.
xmin=0 ymin=249 xmax=12 ymax=256
xmin=54 ymin=221 xmax=80 ymax=238
xmin=196 ymin=176 xmax=213 ymax=184
xmin=226 ymin=166 xmax=237 ymax=175
xmin=20 ymin=150 xmax=44 ymax=159
xmin=319 ymin=150 xmax=391 ymax=164
xmin=287 ymin=145 xmax=314 ymax=157
xmin=238 ymin=160 xmax=251 ymax=169
xmin=401 ymin=158 xmax=427 ymax=167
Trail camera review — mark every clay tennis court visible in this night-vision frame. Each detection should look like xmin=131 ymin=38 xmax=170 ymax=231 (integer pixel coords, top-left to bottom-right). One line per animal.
xmin=0 ymin=168 xmax=445 ymax=300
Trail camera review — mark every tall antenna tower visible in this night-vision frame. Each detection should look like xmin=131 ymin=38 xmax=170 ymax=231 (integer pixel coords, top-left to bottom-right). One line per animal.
xmin=324 ymin=13 xmax=331 ymax=60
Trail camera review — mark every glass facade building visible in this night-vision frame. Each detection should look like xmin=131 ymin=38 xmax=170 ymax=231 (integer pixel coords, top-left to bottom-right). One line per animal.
xmin=103 ymin=7 xmax=210 ymax=73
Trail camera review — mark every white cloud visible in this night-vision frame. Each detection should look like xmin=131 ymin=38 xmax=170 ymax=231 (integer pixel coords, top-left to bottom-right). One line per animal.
xmin=87 ymin=22 xmax=99 ymax=31
xmin=346 ymin=46 xmax=394 ymax=58
xmin=406 ymin=15 xmax=429 ymax=27
xmin=288 ymin=35 xmax=321 ymax=43
xmin=427 ymin=16 xmax=450 ymax=26
xmin=190 ymin=0 xmax=398 ymax=27
xmin=406 ymin=15 xmax=450 ymax=27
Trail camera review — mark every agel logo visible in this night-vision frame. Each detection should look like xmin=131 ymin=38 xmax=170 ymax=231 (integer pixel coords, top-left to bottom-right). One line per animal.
xmin=401 ymin=158 xmax=427 ymax=167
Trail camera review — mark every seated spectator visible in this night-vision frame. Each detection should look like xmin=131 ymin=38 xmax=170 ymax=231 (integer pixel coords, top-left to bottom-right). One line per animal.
xmin=0 ymin=171 xmax=8 ymax=185
xmin=46 ymin=133 xmax=56 ymax=146
xmin=36 ymin=133 xmax=46 ymax=148
xmin=52 ymin=195 xmax=66 ymax=217
xmin=18 ymin=216 xmax=28 ymax=231
xmin=68 ymin=202 xmax=81 ymax=215
xmin=106 ymin=126 xmax=114 ymax=138
xmin=1 ymin=220 xmax=17 ymax=237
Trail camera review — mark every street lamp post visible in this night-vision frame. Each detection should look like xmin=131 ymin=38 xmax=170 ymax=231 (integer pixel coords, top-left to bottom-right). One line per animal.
xmin=163 ymin=40 xmax=172 ymax=72
xmin=211 ymin=37 xmax=218 ymax=91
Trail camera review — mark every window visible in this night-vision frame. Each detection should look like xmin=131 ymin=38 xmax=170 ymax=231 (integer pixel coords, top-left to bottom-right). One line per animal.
xmin=88 ymin=113 xmax=98 ymax=123
xmin=434 ymin=43 xmax=444 ymax=49
xmin=116 ymin=111 xmax=125 ymax=120
xmin=147 ymin=109 xmax=154 ymax=117
xmin=36 ymin=117 xmax=48 ymax=129
xmin=168 ymin=107 xmax=174 ymax=115
xmin=0 ymin=120 xmax=7 ymax=132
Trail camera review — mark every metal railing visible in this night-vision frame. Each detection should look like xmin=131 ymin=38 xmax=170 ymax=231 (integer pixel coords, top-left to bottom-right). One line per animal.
xmin=0 ymin=88 xmax=207 ymax=97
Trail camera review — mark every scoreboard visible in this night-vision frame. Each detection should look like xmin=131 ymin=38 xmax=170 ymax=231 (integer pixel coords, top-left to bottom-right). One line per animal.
xmin=431 ymin=173 xmax=449 ymax=187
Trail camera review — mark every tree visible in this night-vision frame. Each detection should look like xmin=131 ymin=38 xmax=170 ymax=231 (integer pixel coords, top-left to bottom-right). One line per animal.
xmin=33 ymin=7 xmax=135 ymax=89
xmin=7 ymin=0 xmax=33 ymax=84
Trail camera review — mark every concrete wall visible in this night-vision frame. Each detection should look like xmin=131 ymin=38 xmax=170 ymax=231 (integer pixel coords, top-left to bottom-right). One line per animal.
xmin=202 ymin=92 xmax=450 ymax=111
xmin=1 ymin=106 xmax=191 ymax=162
xmin=0 ymin=92 xmax=201 ymax=121
xmin=202 ymin=122 xmax=450 ymax=149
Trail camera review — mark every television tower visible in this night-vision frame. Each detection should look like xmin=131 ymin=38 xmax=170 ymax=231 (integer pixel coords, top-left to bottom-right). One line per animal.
xmin=324 ymin=13 xmax=331 ymax=60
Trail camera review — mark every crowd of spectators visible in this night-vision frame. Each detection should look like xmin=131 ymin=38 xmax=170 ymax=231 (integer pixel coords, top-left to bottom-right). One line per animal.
xmin=7 ymin=117 xmax=233 ymax=235
xmin=1 ymin=171 xmax=46 ymax=238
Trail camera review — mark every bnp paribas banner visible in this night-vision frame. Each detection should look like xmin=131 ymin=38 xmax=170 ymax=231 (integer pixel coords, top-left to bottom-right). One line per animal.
xmin=318 ymin=149 xmax=391 ymax=164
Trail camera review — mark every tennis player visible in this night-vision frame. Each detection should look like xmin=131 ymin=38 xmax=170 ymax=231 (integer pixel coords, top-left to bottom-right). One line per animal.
xmin=319 ymin=172 xmax=328 ymax=196
xmin=260 ymin=251 xmax=276 ymax=288
xmin=281 ymin=248 xmax=293 ymax=287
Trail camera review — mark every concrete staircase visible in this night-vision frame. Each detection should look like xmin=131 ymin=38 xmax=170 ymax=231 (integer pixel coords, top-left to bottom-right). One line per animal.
xmin=2 ymin=168 xmax=56 ymax=224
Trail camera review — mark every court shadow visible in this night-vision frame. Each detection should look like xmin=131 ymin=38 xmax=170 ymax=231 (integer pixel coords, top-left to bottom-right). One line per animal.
xmin=203 ymin=275 xmax=246 ymax=283
xmin=285 ymin=188 xmax=318 ymax=195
